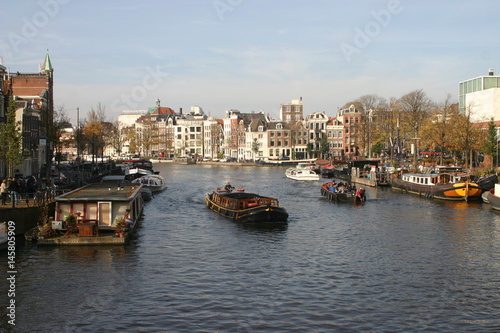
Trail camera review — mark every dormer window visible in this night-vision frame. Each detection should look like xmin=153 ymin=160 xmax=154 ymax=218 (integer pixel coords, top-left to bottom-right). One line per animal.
xmin=258 ymin=126 xmax=263 ymax=132
xmin=277 ymin=124 xmax=283 ymax=130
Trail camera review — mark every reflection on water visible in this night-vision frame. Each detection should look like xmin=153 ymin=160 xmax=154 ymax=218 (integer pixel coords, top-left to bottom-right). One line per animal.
xmin=2 ymin=164 xmax=499 ymax=332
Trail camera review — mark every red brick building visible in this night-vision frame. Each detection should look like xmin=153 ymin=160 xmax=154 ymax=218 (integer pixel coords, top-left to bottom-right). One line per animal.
xmin=4 ymin=52 xmax=54 ymax=178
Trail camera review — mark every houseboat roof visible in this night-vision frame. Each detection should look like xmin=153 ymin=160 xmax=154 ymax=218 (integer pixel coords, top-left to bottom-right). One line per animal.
xmin=56 ymin=183 xmax=143 ymax=202
xmin=403 ymin=173 xmax=438 ymax=178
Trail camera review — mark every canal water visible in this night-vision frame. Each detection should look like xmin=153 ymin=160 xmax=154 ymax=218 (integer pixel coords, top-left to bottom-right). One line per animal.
xmin=2 ymin=164 xmax=500 ymax=332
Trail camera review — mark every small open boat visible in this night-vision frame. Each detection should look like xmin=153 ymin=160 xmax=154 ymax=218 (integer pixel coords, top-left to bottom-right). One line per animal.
xmin=206 ymin=188 xmax=288 ymax=223
xmin=320 ymin=182 xmax=366 ymax=203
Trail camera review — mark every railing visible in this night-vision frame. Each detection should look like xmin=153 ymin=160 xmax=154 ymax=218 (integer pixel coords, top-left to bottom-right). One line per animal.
xmin=1 ymin=186 xmax=59 ymax=208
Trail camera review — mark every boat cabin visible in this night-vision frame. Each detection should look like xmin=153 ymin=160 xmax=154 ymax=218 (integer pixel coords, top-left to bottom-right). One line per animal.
xmin=54 ymin=183 xmax=144 ymax=230
xmin=401 ymin=172 xmax=467 ymax=186
xmin=122 ymin=158 xmax=154 ymax=171
xmin=211 ymin=190 xmax=280 ymax=210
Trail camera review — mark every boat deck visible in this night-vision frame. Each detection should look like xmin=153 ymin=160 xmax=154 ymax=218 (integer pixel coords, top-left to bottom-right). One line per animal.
xmin=36 ymin=233 xmax=131 ymax=246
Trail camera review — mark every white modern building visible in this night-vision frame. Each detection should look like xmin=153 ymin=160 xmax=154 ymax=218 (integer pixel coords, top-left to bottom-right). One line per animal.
xmin=459 ymin=68 xmax=500 ymax=122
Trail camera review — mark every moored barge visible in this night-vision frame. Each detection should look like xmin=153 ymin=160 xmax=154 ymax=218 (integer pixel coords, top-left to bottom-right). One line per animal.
xmin=391 ymin=170 xmax=497 ymax=201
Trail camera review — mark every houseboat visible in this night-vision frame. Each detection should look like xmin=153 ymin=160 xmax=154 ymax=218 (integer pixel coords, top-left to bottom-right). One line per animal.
xmin=34 ymin=182 xmax=145 ymax=245
xmin=391 ymin=169 xmax=495 ymax=201
xmin=206 ymin=188 xmax=288 ymax=223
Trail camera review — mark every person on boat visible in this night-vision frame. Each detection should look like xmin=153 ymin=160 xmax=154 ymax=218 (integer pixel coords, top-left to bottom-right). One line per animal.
xmin=124 ymin=209 xmax=134 ymax=228
xmin=224 ymin=183 xmax=234 ymax=191
xmin=355 ymin=188 xmax=366 ymax=203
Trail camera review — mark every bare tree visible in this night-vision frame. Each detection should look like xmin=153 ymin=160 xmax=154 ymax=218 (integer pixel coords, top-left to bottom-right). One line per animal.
xmin=52 ymin=105 xmax=72 ymax=164
xmin=398 ymin=89 xmax=433 ymax=168
xmin=448 ymin=103 xmax=483 ymax=169
xmin=419 ymin=95 xmax=455 ymax=165
xmin=83 ymin=103 xmax=107 ymax=164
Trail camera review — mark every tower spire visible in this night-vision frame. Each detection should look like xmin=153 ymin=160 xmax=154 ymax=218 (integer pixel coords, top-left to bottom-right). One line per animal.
xmin=42 ymin=49 xmax=53 ymax=72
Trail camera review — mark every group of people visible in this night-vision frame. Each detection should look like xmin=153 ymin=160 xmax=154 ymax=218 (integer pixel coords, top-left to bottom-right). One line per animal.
xmin=324 ymin=180 xmax=366 ymax=203
xmin=0 ymin=176 xmax=38 ymax=205
xmin=326 ymin=180 xmax=356 ymax=194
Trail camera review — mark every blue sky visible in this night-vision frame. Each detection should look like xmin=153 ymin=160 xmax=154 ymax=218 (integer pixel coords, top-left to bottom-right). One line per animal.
xmin=1 ymin=0 xmax=499 ymax=122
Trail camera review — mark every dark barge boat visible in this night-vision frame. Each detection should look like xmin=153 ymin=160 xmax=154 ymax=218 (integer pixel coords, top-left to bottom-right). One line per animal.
xmin=205 ymin=188 xmax=288 ymax=223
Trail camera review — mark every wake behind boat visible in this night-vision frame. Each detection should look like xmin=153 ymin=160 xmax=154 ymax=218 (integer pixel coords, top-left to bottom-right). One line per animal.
xmin=206 ymin=187 xmax=288 ymax=223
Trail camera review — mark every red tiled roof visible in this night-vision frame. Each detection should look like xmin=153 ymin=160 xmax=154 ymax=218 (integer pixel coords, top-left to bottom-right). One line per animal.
xmin=152 ymin=107 xmax=175 ymax=115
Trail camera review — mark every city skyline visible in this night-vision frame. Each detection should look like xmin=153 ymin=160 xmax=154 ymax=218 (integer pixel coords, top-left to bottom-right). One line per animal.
xmin=1 ymin=0 xmax=499 ymax=122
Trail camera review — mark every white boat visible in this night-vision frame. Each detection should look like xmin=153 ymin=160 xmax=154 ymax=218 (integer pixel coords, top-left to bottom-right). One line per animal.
xmin=285 ymin=163 xmax=320 ymax=181
xmin=0 ymin=222 xmax=8 ymax=250
xmin=486 ymin=184 xmax=500 ymax=210
xmin=131 ymin=174 xmax=167 ymax=193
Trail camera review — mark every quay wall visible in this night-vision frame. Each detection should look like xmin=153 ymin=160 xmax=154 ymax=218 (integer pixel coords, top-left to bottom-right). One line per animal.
xmin=0 ymin=203 xmax=55 ymax=235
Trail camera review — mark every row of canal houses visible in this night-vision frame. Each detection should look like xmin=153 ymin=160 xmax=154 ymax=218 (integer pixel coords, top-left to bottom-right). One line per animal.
xmin=118 ymin=98 xmax=369 ymax=161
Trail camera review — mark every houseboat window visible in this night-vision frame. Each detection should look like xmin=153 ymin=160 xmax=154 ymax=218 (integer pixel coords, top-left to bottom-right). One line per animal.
xmin=87 ymin=203 xmax=98 ymax=220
